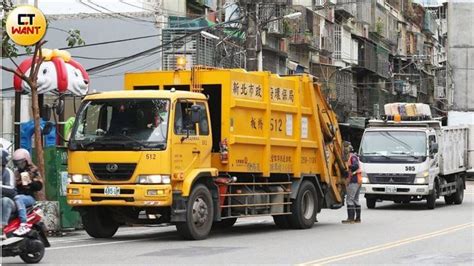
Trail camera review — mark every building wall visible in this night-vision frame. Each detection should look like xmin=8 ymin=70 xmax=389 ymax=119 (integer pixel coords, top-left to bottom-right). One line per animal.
xmin=448 ymin=1 xmax=474 ymax=111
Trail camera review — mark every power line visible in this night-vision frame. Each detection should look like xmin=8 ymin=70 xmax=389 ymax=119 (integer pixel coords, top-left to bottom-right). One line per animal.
xmin=86 ymin=16 xmax=245 ymax=74
xmin=15 ymin=33 xmax=162 ymax=57
xmin=77 ymin=0 xmax=155 ymax=26
xmin=87 ymin=0 xmax=157 ymax=24
xmin=120 ymin=0 xmax=209 ymax=18
xmin=74 ymin=55 xmax=128 ymax=60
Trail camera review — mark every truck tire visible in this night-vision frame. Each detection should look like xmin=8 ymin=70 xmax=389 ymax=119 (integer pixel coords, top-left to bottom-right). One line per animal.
xmin=212 ymin=218 xmax=237 ymax=230
xmin=289 ymin=181 xmax=317 ymax=229
xmin=82 ymin=207 xmax=119 ymax=238
xmin=366 ymin=197 xmax=376 ymax=209
xmin=176 ymin=184 xmax=214 ymax=240
xmin=444 ymin=195 xmax=455 ymax=205
xmin=273 ymin=215 xmax=291 ymax=229
xmin=453 ymin=178 xmax=464 ymax=205
xmin=426 ymin=188 xmax=437 ymax=210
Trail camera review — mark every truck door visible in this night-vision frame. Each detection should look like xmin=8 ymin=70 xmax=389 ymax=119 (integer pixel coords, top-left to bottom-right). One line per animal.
xmin=171 ymin=100 xmax=212 ymax=176
xmin=195 ymin=102 xmax=212 ymax=167
xmin=428 ymin=134 xmax=440 ymax=176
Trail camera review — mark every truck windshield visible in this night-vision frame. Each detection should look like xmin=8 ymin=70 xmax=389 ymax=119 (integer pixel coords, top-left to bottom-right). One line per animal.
xmin=360 ymin=131 xmax=427 ymax=162
xmin=70 ymin=99 xmax=170 ymax=150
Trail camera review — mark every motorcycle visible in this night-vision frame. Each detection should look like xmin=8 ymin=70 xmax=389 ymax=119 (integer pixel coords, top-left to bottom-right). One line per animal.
xmin=2 ymin=205 xmax=50 ymax=263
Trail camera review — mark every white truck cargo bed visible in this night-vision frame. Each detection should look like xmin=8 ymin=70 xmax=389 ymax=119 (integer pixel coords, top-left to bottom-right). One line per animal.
xmin=448 ymin=111 xmax=474 ymax=172
xmin=439 ymin=126 xmax=468 ymax=175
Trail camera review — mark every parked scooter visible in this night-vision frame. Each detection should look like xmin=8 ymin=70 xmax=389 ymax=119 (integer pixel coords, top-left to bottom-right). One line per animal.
xmin=2 ymin=205 xmax=50 ymax=263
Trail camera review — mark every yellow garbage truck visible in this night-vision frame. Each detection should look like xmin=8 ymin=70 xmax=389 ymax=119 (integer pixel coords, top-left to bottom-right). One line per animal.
xmin=67 ymin=69 xmax=347 ymax=240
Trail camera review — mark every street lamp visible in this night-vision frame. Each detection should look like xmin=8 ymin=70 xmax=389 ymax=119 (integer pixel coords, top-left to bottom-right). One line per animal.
xmin=283 ymin=12 xmax=302 ymax=20
xmin=200 ymin=31 xmax=220 ymax=40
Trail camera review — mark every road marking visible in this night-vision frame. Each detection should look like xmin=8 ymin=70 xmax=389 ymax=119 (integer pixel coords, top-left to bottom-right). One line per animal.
xmin=48 ymin=235 xmax=172 ymax=250
xmin=48 ymin=228 xmax=162 ymax=244
xmin=298 ymin=222 xmax=473 ymax=265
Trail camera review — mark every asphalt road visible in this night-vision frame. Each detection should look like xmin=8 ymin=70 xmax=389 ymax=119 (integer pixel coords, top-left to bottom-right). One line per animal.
xmin=3 ymin=182 xmax=474 ymax=265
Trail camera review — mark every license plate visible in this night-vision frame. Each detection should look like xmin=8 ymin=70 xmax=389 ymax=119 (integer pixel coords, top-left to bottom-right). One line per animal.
xmin=104 ymin=186 xmax=120 ymax=196
xmin=385 ymin=186 xmax=397 ymax=193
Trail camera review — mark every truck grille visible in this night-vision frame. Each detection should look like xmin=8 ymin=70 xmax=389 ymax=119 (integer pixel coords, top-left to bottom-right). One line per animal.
xmin=368 ymin=173 xmax=416 ymax=184
xmin=90 ymin=163 xmax=136 ymax=181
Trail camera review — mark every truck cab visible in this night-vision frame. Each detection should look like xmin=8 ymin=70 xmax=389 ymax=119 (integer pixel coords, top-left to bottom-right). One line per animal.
xmin=359 ymin=118 xmax=465 ymax=209
xmin=67 ymin=90 xmax=216 ymax=237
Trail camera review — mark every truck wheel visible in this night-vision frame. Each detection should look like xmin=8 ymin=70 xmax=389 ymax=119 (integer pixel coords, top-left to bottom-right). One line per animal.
xmin=212 ymin=218 xmax=237 ymax=230
xmin=176 ymin=184 xmax=214 ymax=240
xmin=82 ymin=207 xmax=119 ymax=238
xmin=444 ymin=195 xmax=455 ymax=205
xmin=426 ymin=189 xmax=437 ymax=210
xmin=289 ymin=181 xmax=317 ymax=229
xmin=453 ymin=178 xmax=464 ymax=205
xmin=366 ymin=197 xmax=376 ymax=209
xmin=273 ymin=215 xmax=291 ymax=229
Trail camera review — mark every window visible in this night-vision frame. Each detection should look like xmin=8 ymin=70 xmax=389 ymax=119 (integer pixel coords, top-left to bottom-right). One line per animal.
xmin=174 ymin=101 xmax=209 ymax=136
xmin=197 ymin=102 xmax=209 ymax=136
xmin=174 ymin=101 xmax=197 ymax=135
xmin=429 ymin=135 xmax=436 ymax=145
xmin=71 ymin=99 xmax=170 ymax=149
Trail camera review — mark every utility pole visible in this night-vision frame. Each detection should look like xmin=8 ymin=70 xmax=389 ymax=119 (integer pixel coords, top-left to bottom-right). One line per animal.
xmin=242 ymin=0 xmax=260 ymax=71
xmin=151 ymin=0 xmax=165 ymax=70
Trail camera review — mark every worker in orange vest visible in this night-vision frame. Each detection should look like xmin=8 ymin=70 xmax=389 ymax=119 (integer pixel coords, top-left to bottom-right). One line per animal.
xmin=342 ymin=145 xmax=362 ymax=224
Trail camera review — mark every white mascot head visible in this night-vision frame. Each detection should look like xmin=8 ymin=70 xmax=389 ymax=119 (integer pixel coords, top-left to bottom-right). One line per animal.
xmin=14 ymin=49 xmax=89 ymax=96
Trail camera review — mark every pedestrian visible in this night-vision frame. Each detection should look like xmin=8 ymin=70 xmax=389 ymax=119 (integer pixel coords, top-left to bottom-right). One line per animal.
xmin=11 ymin=149 xmax=43 ymax=235
xmin=342 ymin=145 xmax=362 ymax=224
xmin=1 ymin=149 xmax=16 ymax=239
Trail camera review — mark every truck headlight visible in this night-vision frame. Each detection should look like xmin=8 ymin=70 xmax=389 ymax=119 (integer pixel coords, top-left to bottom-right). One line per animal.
xmin=415 ymin=171 xmax=429 ymax=184
xmin=137 ymin=175 xmax=171 ymax=184
xmin=68 ymin=174 xmax=92 ymax=184
xmin=361 ymin=172 xmax=369 ymax=184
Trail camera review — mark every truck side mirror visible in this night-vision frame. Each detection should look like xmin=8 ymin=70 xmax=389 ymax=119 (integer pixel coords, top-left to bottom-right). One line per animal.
xmin=430 ymin=143 xmax=439 ymax=154
xmin=191 ymin=105 xmax=201 ymax=124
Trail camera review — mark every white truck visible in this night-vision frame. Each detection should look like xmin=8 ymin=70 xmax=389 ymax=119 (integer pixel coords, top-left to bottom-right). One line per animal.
xmin=359 ymin=115 xmax=468 ymax=209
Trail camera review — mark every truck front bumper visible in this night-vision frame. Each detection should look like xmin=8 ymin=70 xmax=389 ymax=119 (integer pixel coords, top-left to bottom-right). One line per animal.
xmin=361 ymin=184 xmax=430 ymax=196
xmin=67 ymin=184 xmax=173 ymax=207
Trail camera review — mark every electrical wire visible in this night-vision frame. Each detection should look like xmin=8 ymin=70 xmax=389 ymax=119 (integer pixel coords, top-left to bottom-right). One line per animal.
xmin=85 ymin=16 xmax=245 ymax=74
xmin=87 ymin=0 xmax=157 ymax=24
xmin=119 ymin=0 xmax=207 ymax=18
xmin=77 ymin=0 xmax=155 ymax=26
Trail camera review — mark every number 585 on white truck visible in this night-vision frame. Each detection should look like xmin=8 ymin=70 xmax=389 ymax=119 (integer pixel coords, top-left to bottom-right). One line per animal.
xmin=359 ymin=103 xmax=471 ymax=209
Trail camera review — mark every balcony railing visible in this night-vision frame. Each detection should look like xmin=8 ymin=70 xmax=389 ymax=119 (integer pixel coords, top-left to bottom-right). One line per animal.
xmin=357 ymin=39 xmax=377 ymax=73
xmin=289 ymin=33 xmax=320 ymax=50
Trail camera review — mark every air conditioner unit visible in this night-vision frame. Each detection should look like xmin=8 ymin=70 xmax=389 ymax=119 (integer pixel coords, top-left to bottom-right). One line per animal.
xmin=435 ymin=85 xmax=446 ymax=99
xmin=268 ymin=21 xmax=280 ymax=34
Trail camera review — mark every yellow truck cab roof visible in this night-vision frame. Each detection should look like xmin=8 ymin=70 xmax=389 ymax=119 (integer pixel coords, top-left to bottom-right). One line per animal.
xmin=84 ymin=90 xmax=206 ymax=101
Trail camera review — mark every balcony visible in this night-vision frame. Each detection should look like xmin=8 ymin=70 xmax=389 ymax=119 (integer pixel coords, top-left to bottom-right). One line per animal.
xmin=321 ymin=36 xmax=334 ymax=53
xmin=356 ymin=38 xmax=377 ymax=73
xmin=376 ymin=46 xmax=390 ymax=78
xmin=355 ymin=0 xmax=372 ymax=25
xmin=289 ymin=33 xmax=320 ymax=50
xmin=439 ymin=19 xmax=447 ymax=36
xmin=335 ymin=0 xmax=356 ymax=18
xmin=423 ymin=11 xmax=437 ymax=35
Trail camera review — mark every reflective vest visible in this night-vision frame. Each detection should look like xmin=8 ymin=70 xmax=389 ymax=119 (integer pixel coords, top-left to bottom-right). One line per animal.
xmin=347 ymin=153 xmax=362 ymax=184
